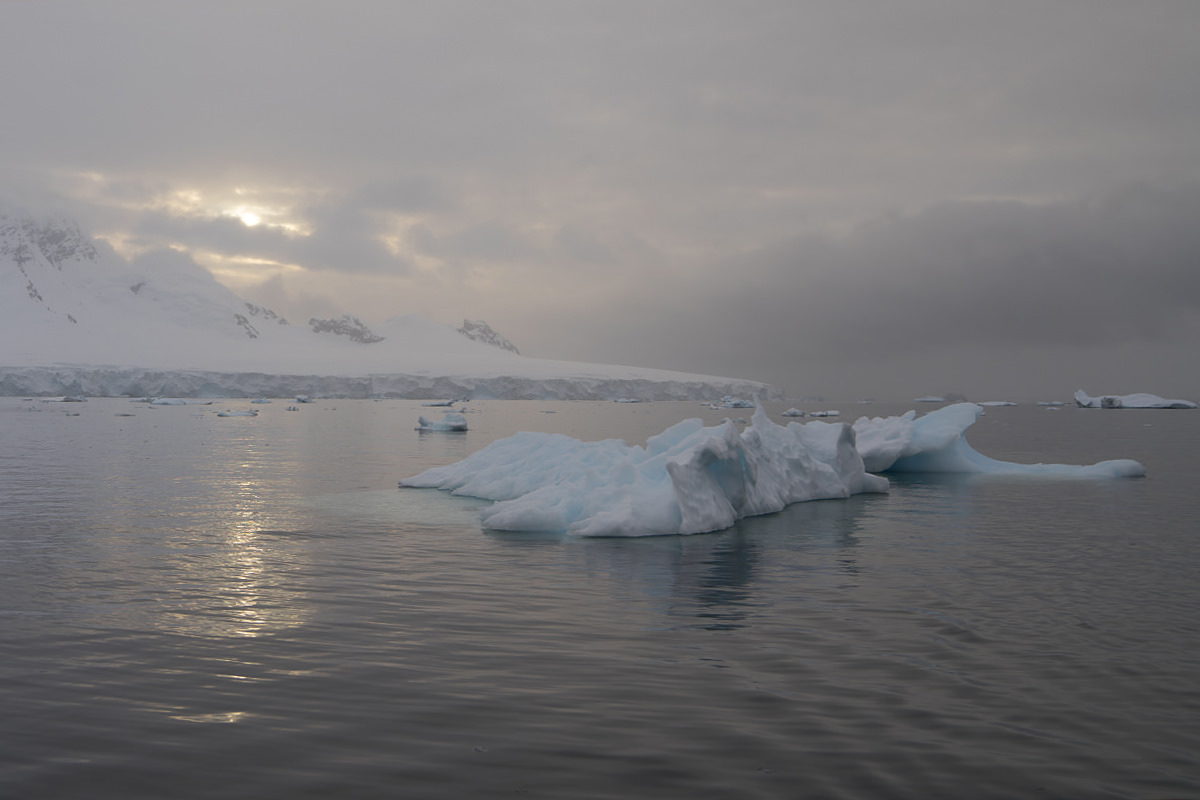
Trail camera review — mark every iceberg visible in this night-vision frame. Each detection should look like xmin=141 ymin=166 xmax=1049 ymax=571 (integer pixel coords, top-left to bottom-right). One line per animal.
xmin=401 ymin=401 xmax=1147 ymax=538
xmin=853 ymin=403 xmax=1146 ymax=478
xmin=417 ymin=412 xmax=468 ymax=432
xmin=1073 ymin=390 xmax=1196 ymax=409
xmin=400 ymin=405 xmax=888 ymax=537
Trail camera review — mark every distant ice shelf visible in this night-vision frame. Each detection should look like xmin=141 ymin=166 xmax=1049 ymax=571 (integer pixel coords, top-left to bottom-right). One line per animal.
xmin=0 ymin=364 xmax=779 ymax=402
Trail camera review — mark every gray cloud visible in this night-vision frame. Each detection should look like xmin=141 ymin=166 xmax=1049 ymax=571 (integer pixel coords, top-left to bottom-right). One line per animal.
xmin=522 ymin=183 xmax=1200 ymax=399
xmin=3 ymin=1 xmax=1200 ymax=399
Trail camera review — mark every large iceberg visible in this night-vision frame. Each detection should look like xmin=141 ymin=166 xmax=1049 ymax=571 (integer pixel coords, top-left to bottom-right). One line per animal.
xmin=401 ymin=402 xmax=1146 ymax=537
xmin=1073 ymin=389 xmax=1196 ymax=409
xmin=853 ymin=403 xmax=1146 ymax=478
xmin=401 ymin=405 xmax=888 ymax=537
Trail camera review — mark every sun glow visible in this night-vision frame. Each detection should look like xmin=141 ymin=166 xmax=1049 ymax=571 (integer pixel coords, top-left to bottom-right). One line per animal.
xmin=239 ymin=211 xmax=262 ymax=227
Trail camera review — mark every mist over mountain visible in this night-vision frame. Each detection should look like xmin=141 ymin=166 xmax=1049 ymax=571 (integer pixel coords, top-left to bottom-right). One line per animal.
xmin=1 ymin=207 xmax=776 ymax=400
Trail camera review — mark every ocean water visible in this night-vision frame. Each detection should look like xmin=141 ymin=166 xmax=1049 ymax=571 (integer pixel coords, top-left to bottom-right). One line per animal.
xmin=1 ymin=397 xmax=1198 ymax=800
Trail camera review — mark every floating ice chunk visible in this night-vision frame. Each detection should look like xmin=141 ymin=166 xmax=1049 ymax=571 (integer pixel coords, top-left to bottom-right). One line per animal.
xmin=417 ymin=412 xmax=468 ymax=431
xmin=854 ymin=403 xmax=1145 ymax=478
xmin=1074 ymin=389 xmax=1196 ymax=409
xmin=401 ymin=404 xmax=887 ymax=537
xmin=781 ymin=408 xmax=805 ymax=417
xmin=809 ymin=410 xmax=839 ymax=417
xmin=978 ymin=401 xmax=1017 ymax=407
xmin=148 ymin=397 xmax=212 ymax=405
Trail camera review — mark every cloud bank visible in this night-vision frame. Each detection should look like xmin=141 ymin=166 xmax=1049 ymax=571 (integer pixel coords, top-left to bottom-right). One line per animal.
xmin=3 ymin=1 xmax=1199 ymax=400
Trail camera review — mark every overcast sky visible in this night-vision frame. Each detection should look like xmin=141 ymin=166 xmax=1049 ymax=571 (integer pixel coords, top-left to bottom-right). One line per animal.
xmin=4 ymin=1 xmax=1199 ymax=400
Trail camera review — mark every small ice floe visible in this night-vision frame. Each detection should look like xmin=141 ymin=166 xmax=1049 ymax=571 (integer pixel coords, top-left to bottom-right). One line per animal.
xmin=41 ymin=396 xmax=87 ymax=403
xmin=417 ymin=412 xmax=468 ymax=432
xmin=217 ymin=409 xmax=258 ymax=417
xmin=421 ymin=400 xmax=456 ymax=407
xmin=978 ymin=401 xmax=1018 ymax=407
xmin=295 ymin=395 xmax=314 ymax=403
xmin=809 ymin=410 xmax=840 ymax=417
xmin=613 ymin=398 xmax=645 ymax=403
xmin=1037 ymin=401 xmax=1066 ymax=407
xmin=717 ymin=396 xmax=755 ymax=409
xmin=148 ymin=397 xmax=213 ymax=406
xmin=1074 ymin=389 xmax=1196 ymax=409
xmin=251 ymin=398 xmax=272 ymax=404
xmin=915 ymin=396 xmax=945 ymax=403
xmin=781 ymin=408 xmax=805 ymax=417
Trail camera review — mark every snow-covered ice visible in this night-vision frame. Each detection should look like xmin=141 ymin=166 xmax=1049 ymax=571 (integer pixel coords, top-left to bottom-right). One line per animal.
xmin=1074 ymin=389 xmax=1196 ymax=409
xmin=2 ymin=207 xmax=779 ymax=402
xmin=853 ymin=403 xmax=1146 ymax=478
xmin=401 ymin=405 xmax=888 ymax=537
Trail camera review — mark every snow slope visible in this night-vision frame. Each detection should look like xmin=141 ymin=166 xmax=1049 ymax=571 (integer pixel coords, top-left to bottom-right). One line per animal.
xmin=1 ymin=207 xmax=777 ymax=400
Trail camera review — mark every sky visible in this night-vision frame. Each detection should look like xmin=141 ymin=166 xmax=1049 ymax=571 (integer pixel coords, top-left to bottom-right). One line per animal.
xmin=4 ymin=0 xmax=1200 ymax=401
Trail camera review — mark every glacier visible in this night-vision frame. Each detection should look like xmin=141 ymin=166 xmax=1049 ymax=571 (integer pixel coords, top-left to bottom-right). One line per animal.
xmin=1 ymin=206 xmax=779 ymax=401
xmin=401 ymin=402 xmax=1145 ymax=537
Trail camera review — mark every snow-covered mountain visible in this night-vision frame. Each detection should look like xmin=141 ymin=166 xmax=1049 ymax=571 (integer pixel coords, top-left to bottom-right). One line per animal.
xmin=1 ymin=207 xmax=778 ymax=400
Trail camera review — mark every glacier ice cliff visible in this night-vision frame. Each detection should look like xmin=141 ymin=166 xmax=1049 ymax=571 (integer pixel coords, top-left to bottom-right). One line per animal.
xmin=0 ymin=365 xmax=779 ymax=402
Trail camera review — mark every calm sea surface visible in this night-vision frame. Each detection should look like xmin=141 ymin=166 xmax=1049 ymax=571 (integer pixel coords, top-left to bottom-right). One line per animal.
xmin=1 ymin=397 xmax=1198 ymax=799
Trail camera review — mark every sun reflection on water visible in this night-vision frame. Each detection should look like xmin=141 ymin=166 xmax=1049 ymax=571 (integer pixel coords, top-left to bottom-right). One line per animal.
xmin=153 ymin=470 xmax=313 ymax=640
